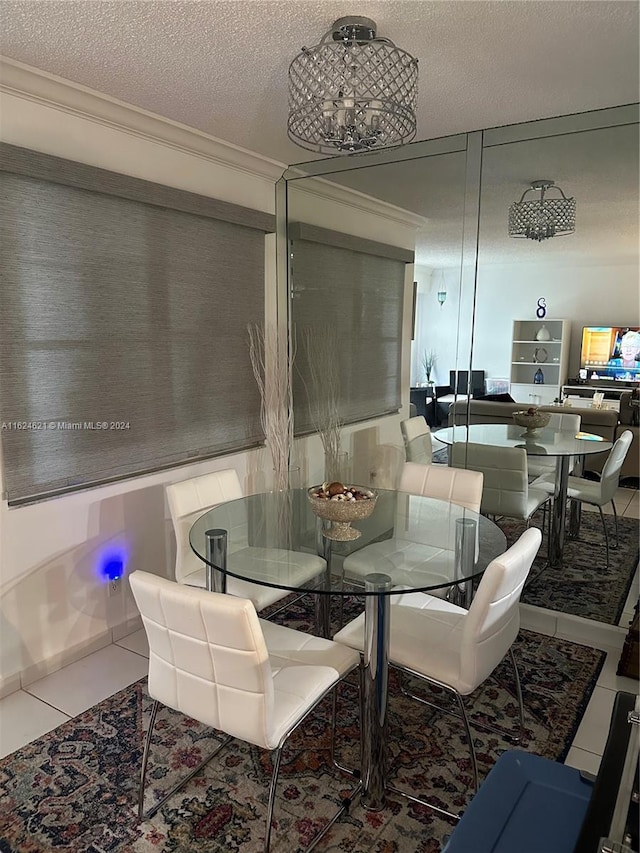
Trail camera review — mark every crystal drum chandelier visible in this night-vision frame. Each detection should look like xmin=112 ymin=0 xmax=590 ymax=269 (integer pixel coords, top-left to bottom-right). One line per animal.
xmin=508 ymin=180 xmax=576 ymax=242
xmin=288 ymin=16 xmax=419 ymax=155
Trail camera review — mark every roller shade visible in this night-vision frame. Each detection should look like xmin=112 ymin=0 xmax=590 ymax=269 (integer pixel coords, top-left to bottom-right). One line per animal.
xmin=0 ymin=144 xmax=273 ymax=504
xmin=290 ymin=223 xmax=412 ymax=433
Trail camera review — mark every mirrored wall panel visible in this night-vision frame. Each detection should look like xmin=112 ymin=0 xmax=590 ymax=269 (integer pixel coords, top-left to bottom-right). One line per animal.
xmin=283 ymin=105 xmax=638 ymax=430
xmin=284 ymin=133 xmax=477 ymax=436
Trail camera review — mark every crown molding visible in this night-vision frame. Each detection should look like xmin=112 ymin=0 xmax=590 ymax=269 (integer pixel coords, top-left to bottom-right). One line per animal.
xmin=0 ymin=57 xmax=287 ymax=183
xmin=290 ymin=175 xmax=427 ymax=231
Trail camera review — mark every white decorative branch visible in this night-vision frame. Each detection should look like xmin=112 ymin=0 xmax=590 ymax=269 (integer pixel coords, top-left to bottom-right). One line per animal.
xmin=298 ymin=325 xmax=344 ymax=482
xmin=248 ymin=322 xmax=294 ymax=492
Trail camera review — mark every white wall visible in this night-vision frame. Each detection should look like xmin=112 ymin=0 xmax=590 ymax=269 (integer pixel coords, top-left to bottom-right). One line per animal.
xmin=411 ymin=264 xmax=474 ymax=387
xmin=0 ymin=64 xmax=418 ymax=694
xmin=413 ymin=258 xmax=640 ymax=393
xmin=472 ymin=260 xmax=639 ymax=381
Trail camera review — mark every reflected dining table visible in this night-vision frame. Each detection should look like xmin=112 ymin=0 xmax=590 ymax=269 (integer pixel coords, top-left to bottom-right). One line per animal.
xmin=434 ymin=423 xmax=612 ymax=567
xmin=190 ymin=487 xmax=506 ymax=811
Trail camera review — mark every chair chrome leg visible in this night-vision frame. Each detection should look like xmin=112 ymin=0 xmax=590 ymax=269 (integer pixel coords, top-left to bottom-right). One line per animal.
xmin=138 ymin=699 xmax=159 ymax=819
xmin=386 ymin=781 xmax=462 ymax=821
xmin=399 ymin=676 xmax=478 ymax=795
xmin=454 ymin=692 xmax=478 ymax=793
xmin=508 ymin=647 xmax=526 ymax=744
xmin=264 ymin=747 xmax=283 ymax=853
xmin=330 ymin=681 xmax=359 ymax=778
xmin=597 ymin=505 xmax=610 ymax=568
xmin=138 ymin=700 xmax=232 ymax=821
xmin=611 ymin=500 xmax=619 ymax=549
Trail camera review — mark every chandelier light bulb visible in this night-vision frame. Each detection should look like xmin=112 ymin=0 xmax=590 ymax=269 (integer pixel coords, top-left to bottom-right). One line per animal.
xmin=288 ymin=17 xmax=419 ymax=155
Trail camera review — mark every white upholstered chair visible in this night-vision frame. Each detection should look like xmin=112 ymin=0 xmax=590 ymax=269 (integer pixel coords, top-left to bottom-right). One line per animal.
xmin=400 ymin=416 xmax=433 ymax=464
xmin=526 ymin=412 xmax=582 ymax=479
xmin=450 ymin=442 xmax=550 ymax=525
xmin=531 ymin=429 xmax=633 ymax=569
xmin=399 ymin=461 xmax=484 ymax=512
xmin=129 ymin=571 xmax=360 ymax=852
xmin=400 ymin=416 xmax=446 ymax=463
xmin=340 ymin=462 xmax=484 ymax=600
xmin=334 ymin=527 xmax=542 ymax=818
xmin=166 ymin=468 xmax=324 ymax=611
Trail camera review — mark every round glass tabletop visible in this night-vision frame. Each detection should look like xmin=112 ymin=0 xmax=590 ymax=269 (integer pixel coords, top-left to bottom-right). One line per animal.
xmin=189 ymin=488 xmax=507 ymax=597
xmin=434 ymin=423 xmax=612 ymax=457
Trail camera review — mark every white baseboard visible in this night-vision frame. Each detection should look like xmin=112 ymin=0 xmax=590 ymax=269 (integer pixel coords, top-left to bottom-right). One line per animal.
xmin=1 ymin=614 xmax=145 ymax=695
xmin=20 ymin=629 xmax=114 ymax=688
xmin=0 ymin=671 xmax=22 ymax=700
xmin=112 ymin=614 xmax=143 ymax=642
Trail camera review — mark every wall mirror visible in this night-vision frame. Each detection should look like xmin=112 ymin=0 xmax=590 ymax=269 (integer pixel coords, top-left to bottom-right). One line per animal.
xmin=474 ymin=110 xmax=639 ymax=408
xmin=282 ymin=131 xmax=479 ymax=474
xmin=281 ymin=103 xmax=639 ymax=423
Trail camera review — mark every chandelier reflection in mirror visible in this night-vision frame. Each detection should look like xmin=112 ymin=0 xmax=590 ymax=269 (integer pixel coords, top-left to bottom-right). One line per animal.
xmin=288 ymin=16 xmax=419 ymax=155
xmin=508 ymin=180 xmax=576 ymax=242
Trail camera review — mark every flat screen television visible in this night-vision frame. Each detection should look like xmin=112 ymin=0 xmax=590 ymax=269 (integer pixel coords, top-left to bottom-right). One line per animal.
xmin=580 ymin=326 xmax=640 ymax=383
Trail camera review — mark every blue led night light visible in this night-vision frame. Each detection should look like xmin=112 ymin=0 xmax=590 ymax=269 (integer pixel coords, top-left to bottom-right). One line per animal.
xmin=98 ymin=551 xmax=126 ymax=583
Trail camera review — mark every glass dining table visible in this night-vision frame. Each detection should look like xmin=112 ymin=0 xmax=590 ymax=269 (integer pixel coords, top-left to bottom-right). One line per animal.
xmin=434 ymin=423 xmax=612 ymax=566
xmin=190 ymin=487 xmax=506 ymax=811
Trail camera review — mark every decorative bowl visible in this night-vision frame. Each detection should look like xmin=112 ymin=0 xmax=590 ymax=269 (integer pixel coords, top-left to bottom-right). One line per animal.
xmin=307 ymin=483 xmax=377 ymax=541
xmin=512 ymin=409 xmax=551 ymax=433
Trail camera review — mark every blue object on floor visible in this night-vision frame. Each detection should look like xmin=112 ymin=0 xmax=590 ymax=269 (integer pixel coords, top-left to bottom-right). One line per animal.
xmin=442 ymin=750 xmax=594 ymax=853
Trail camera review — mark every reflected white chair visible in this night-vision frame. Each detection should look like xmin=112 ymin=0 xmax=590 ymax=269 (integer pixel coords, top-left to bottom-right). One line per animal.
xmin=334 ymin=527 xmax=542 ymax=818
xmin=340 ymin=462 xmax=484 ymax=605
xmin=531 ymin=430 xmax=633 ymax=568
xmin=166 ymin=468 xmax=324 ymax=611
xmin=401 ymin=416 xmax=432 ymax=464
xmin=450 ymin=443 xmax=550 ymax=525
xmin=129 ymin=571 xmax=361 ymax=853
xmin=399 ymin=461 xmax=484 ymax=512
xmin=526 ymin=412 xmax=582 ymax=479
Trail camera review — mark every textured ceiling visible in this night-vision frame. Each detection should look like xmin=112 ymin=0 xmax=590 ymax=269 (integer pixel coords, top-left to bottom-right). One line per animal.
xmin=324 ymin=121 xmax=639 ymax=265
xmin=0 ymin=0 xmax=638 ymax=166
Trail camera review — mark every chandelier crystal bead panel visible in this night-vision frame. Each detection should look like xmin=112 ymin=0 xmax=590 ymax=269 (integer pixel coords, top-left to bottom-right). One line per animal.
xmin=288 ymin=16 xmax=419 ymax=155
xmin=508 ymin=180 xmax=576 ymax=242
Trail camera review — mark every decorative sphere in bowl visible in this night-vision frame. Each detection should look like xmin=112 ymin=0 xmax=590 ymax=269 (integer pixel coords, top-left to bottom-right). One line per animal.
xmin=512 ymin=409 xmax=551 ymax=433
xmin=307 ymin=482 xmax=377 ymax=540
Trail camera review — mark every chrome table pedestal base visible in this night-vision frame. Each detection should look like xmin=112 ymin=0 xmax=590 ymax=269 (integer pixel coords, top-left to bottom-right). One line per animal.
xmin=361 ymin=572 xmax=392 ymax=810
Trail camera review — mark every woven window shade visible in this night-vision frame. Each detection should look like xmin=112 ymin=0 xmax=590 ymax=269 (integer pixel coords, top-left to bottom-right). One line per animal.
xmin=0 ymin=145 xmax=274 ymax=504
xmin=290 ymin=224 xmax=412 ymax=433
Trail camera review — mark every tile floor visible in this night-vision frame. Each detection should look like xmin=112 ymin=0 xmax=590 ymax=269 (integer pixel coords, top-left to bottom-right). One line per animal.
xmin=1 ymin=488 xmax=638 ymax=780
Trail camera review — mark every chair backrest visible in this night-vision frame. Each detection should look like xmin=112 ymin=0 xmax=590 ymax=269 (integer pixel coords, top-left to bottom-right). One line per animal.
xmin=129 ymin=570 xmax=275 ymax=748
xmin=449 ymin=370 xmax=485 ymax=397
xmin=166 ymin=469 xmax=244 ymax=584
xmin=526 ymin=412 xmax=582 ymax=475
xmin=451 ymin=442 xmax=529 ymax=519
xmin=400 ymin=416 xmax=432 ymax=464
xmin=600 ymin=430 xmax=634 ymax=501
xmin=460 ymin=527 xmax=542 ymax=689
xmin=399 ymin=460 xmax=484 ymax=513
xmin=546 ymin=412 xmax=581 ymax=432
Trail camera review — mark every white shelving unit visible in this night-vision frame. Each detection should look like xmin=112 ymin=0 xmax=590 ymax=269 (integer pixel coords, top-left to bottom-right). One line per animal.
xmin=510 ymin=319 xmax=570 ymax=405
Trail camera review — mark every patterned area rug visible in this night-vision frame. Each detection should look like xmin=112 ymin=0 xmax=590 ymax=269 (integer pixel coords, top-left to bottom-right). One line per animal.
xmin=0 ymin=596 xmax=605 ymax=853
xmin=503 ymin=513 xmax=639 ymax=625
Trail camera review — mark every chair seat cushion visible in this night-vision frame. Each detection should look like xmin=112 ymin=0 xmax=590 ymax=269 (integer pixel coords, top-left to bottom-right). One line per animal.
xmin=530 ymin=474 xmax=603 ymax=505
xmin=333 ymin=595 xmax=481 ymax=694
xmin=526 ymin=488 xmax=550 ymax=517
xmin=344 ymin=540 xmax=454 ymax=590
xmin=261 ymin=619 xmax=360 ymax=676
xmin=181 ymin=547 xmax=325 ymax=610
xmin=260 ymin=620 xmax=360 ymax=748
xmin=526 ymin=458 xmax=555 ymax=477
